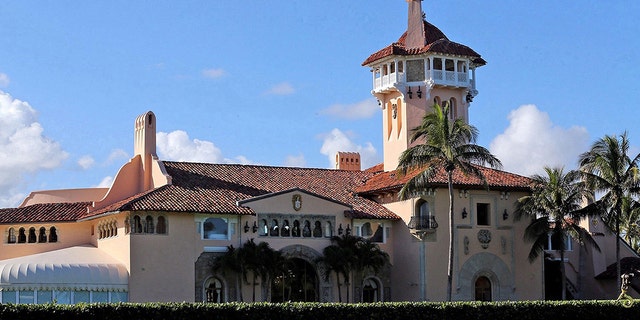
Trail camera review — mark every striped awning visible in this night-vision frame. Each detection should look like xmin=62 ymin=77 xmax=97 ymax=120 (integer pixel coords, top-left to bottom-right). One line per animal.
xmin=0 ymin=245 xmax=128 ymax=291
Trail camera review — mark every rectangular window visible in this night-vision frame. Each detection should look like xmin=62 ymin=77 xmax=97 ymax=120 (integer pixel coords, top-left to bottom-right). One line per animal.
xmin=545 ymin=233 xmax=573 ymax=251
xmin=74 ymin=291 xmax=90 ymax=303
xmin=355 ymin=222 xmax=385 ymax=243
xmin=92 ymin=291 xmax=109 ymax=303
xmin=37 ymin=290 xmax=52 ymax=304
xmin=54 ymin=290 xmax=72 ymax=304
xmin=2 ymin=290 xmax=17 ymax=303
xmin=477 ymin=203 xmax=490 ymax=226
xmin=19 ymin=290 xmax=35 ymax=304
xmin=111 ymin=292 xmax=128 ymax=303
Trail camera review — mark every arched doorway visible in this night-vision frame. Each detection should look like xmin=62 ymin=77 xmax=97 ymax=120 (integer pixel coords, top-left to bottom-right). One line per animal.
xmin=474 ymin=276 xmax=492 ymax=301
xmin=204 ymin=277 xmax=224 ymax=303
xmin=271 ymin=258 xmax=318 ymax=302
xmin=362 ymin=277 xmax=382 ymax=302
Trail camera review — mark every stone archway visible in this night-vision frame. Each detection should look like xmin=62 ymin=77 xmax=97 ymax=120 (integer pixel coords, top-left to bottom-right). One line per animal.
xmin=454 ymin=252 xmax=514 ymax=301
xmin=278 ymin=244 xmax=332 ymax=302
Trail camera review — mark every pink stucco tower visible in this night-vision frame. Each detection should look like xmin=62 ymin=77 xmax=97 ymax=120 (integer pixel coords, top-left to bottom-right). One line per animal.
xmin=362 ymin=0 xmax=486 ymax=172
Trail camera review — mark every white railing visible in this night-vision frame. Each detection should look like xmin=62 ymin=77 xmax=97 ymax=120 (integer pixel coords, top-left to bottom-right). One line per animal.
xmin=373 ymin=70 xmax=470 ymax=91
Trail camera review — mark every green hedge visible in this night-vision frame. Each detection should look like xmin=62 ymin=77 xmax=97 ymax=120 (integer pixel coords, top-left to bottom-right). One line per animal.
xmin=1 ymin=300 xmax=639 ymax=320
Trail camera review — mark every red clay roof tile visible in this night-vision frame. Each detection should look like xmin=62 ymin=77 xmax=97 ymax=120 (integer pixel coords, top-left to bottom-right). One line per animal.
xmin=0 ymin=202 xmax=90 ymax=224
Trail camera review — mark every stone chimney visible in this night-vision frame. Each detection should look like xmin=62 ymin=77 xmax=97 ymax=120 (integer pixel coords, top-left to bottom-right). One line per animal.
xmin=406 ymin=0 xmax=426 ymax=48
xmin=335 ymin=152 xmax=361 ymax=171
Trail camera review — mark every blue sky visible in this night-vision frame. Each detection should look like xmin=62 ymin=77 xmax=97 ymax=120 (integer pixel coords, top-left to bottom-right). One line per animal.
xmin=1 ymin=1 xmax=639 ymax=207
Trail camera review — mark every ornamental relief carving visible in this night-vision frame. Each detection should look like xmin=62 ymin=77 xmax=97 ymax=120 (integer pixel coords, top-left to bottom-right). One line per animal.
xmin=477 ymin=229 xmax=491 ymax=249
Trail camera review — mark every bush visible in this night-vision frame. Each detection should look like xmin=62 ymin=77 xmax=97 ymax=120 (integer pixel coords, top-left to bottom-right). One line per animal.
xmin=0 ymin=300 xmax=638 ymax=320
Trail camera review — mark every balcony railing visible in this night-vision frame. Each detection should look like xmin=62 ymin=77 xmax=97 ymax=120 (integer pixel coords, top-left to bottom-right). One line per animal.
xmin=373 ymin=70 xmax=470 ymax=92
xmin=408 ymin=215 xmax=438 ymax=231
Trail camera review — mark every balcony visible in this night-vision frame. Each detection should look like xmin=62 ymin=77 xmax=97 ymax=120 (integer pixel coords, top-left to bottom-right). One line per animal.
xmin=373 ymin=70 xmax=470 ymax=93
xmin=408 ymin=215 xmax=438 ymax=231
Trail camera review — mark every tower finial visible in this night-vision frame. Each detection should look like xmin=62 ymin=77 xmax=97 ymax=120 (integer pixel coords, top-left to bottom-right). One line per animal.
xmin=406 ymin=0 xmax=426 ymax=48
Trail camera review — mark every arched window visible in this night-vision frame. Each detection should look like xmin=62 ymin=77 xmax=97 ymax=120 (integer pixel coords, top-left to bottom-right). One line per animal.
xmin=28 ymin=227 xmax=37 ymax=243
xmin=313 ymin=221 xmax=322 ymax=237
xmin=292 ymin=220 xmax=301 ymax=237
xmin=7 ymin=227 xmax=16 ymax=244
xmin=111 ymin=221 xmax=118 ymax=237
xmin=270 ymin=219 xmax=280 ymax=237
xmin=133 ymin=215 xmax=142 ymax=234
xmin=448 ymin=98 xmax=458 ymax=119
xmin=281 ymin=220 xmax=290 ymax=237
xmin=38 ymin=227 xmax=47 ymax=243
xmin=415 ymin=200 xmax=437 ymax=230
xmin=18 ymin=227 xmax=26 ymax=243
xmin=144 ymin=216 xmax=154 ymax=233
xmin=362 ymin=277 xmax=381 ymax=303
xmin=49 ymin=227 xmax=58 ymax=243
xmin=302 ymin=220 xmax=311 ymax=237
xmin=433 ymin=96 xmax=441 ymax=107
xmin=125 ymin=217 xmax=130 ymax=234
xmin=204 ymin=277 xmax=224 ymax=303
xmin=259 ymin=219 xmax=268 ymax=236
xmin=156 ymin=216 xmax=167 ymax=234
xmin=475 ymin=276 xmax=492 ymax=302
xmin=361 ymin=222 xmax=373 ymax=238
xmin=324 ymin=221 xmax=332 ymax=238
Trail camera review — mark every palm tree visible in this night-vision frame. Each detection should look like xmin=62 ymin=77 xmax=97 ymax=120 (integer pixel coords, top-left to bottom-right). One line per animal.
xmin=256 ymin=241 xmax=285 ymax=301
xmin=397 ymin=102 xmax=501 ymax=301
xmin=353 ymin=238 xmax=389 ymax=278
xmin=619 ymin=195 xmax=640 ymax=252
xmin=317 ymin=244 xmax=349 ymax=302
xmin=237 ymin=239 xmax=262 ymax=302
xmin=514 ymin=166 xmax=600 ymax=299
xmin=210 ymin=245 xmax=243 ymax=302
xmin=329 ymin=234 xmax=359 ymax=302
xmin=578 ymin=132 xmax=640 ymax=290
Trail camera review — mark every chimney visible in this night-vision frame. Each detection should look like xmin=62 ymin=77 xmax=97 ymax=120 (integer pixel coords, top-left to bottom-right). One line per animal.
xmin=336 ymin=152 xmax=361 ymax=171
xmin=406 ymin=0 xmax=426 ymax=48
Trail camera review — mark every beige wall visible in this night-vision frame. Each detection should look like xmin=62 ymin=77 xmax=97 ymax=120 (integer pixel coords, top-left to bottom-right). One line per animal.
xmin=1 ymin=221 xmax=93 ymax=260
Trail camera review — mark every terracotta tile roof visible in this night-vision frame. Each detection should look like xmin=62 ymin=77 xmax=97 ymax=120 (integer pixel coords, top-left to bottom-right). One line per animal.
xmin=356 ymin=164 xmax=532 ymax=195
xmin=0 ymin=202 xmax=90 ymax=224
xmin=362 ymin=20 xmax=486 ymax=66
xmin=88 ymin=162 xmax=400 ymax=220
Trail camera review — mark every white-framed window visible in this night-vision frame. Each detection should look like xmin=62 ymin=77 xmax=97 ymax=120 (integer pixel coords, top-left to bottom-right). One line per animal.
xmin=545 ymin=233 xmax=572 ymax=252
xmin=0 ymin=290 xmax=127 ymax=304
xmin=354 ymin=221 xmax=386 ymax=243
xmin=362 ymin=277 xmax=382 ymax=302
xmin=198 ymin=216 xmax=236 ymax=240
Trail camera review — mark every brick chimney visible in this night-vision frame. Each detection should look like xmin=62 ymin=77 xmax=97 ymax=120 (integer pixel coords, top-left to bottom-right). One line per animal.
xmin=335 ymin=152 xmax=361 ymax=171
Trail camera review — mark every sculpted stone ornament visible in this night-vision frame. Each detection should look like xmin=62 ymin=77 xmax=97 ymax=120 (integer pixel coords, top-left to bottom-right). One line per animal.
xmin=477 ymin=229 xmax=491 ymax=249
xmin=292 ymin=194 xmax=302 ymax=211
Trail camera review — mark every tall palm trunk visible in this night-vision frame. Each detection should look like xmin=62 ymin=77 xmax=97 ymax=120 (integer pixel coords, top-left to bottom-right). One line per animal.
xmin=252 ymin=273 xmax=257 ymax=302
xmin=616 ymin=216 xmax=621 ymax=293
xmin=336 ymin=273 xmax=342 ymax=302
xmin=560 ymin=248 xmax=566 ymax=300
xmin=446 ymin=171 xmax=454 ymax=301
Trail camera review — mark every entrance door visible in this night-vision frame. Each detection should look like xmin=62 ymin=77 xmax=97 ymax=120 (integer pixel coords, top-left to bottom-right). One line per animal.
xmin=271 ymin=258 xmax=318 ymax=302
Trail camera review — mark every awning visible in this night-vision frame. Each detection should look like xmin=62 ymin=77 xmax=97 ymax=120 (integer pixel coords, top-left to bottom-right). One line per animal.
xmin=0 ymin=245 xmax=128 ymax=291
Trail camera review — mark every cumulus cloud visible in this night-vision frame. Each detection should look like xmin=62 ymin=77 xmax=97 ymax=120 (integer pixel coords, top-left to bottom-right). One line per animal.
xmin=489 ymin=104 xmax=589 ymax=177
xmin=319 ymin=98 xmax=379 ymax=120
xmin=77 ymin=155 xmax=95 ymax=170
xmin=96 ymin=176 xmax=114 ymax=188
xmin=106 ymin=149 xmax=130 ymax=164
xmin=284 ymin=154 xmax=306 ymax=167
xmin=0 ymin=73 xmax=9 ymax=87
xmin=319 ymin=128 xmax=379 ymax=169
xmin=202 ymin=68 xmax=226 ymax=79
xmin=0 ymin=91 xmax=68 ymax=207
xmin=265 ymin=82 xmax=295 ymax=95
xmin=157 ymin=130 xmax=256 ymax=165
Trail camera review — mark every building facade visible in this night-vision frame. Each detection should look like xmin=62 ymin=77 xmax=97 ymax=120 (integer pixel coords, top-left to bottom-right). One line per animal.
xmin=0 ymin=0 xmax=636 ymax=304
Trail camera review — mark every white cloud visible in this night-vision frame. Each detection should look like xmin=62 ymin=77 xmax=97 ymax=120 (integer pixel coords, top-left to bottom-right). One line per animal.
xmin=106 ymin=149 xmax=130 ymax=164
xmin=265 ymin=82 xmax=295 ymax=95
xmin=157 ymin=130 xmax=223 ymax=163
xmin=319 ymin=128 xmax=378 ymax=169
xmin=96 ymin=176 xmax=114 ymax=188
xmin=489 ymin=104 xmax=589 ymax=177
xmin=157 ymin=130 xmax=256 ymax=165
xmin=77 ymin=155 xmax=95 ymax=170
xmin=202 ymin=68 xmax=226 ymax=79
xmin=284 ymin=154 xmax=306 ymax=167
xmin=0 ymin=73 xmax=9 ymax=87
xmin=319 ymin=98 xmax=379 ymax=120
xmin=0 ymin=90 xmax=68 ymax=207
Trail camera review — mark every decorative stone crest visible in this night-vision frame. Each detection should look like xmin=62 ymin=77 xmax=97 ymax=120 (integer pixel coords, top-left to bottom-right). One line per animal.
xmin=477 ymin=229 xmax=491 ymax=249
xmin=292 ymin=194 xmax=302 ymax=211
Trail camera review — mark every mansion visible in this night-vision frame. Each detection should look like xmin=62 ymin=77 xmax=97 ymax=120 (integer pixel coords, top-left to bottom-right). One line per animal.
xmin=0 ymin=0 xmax=637 ymax=304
